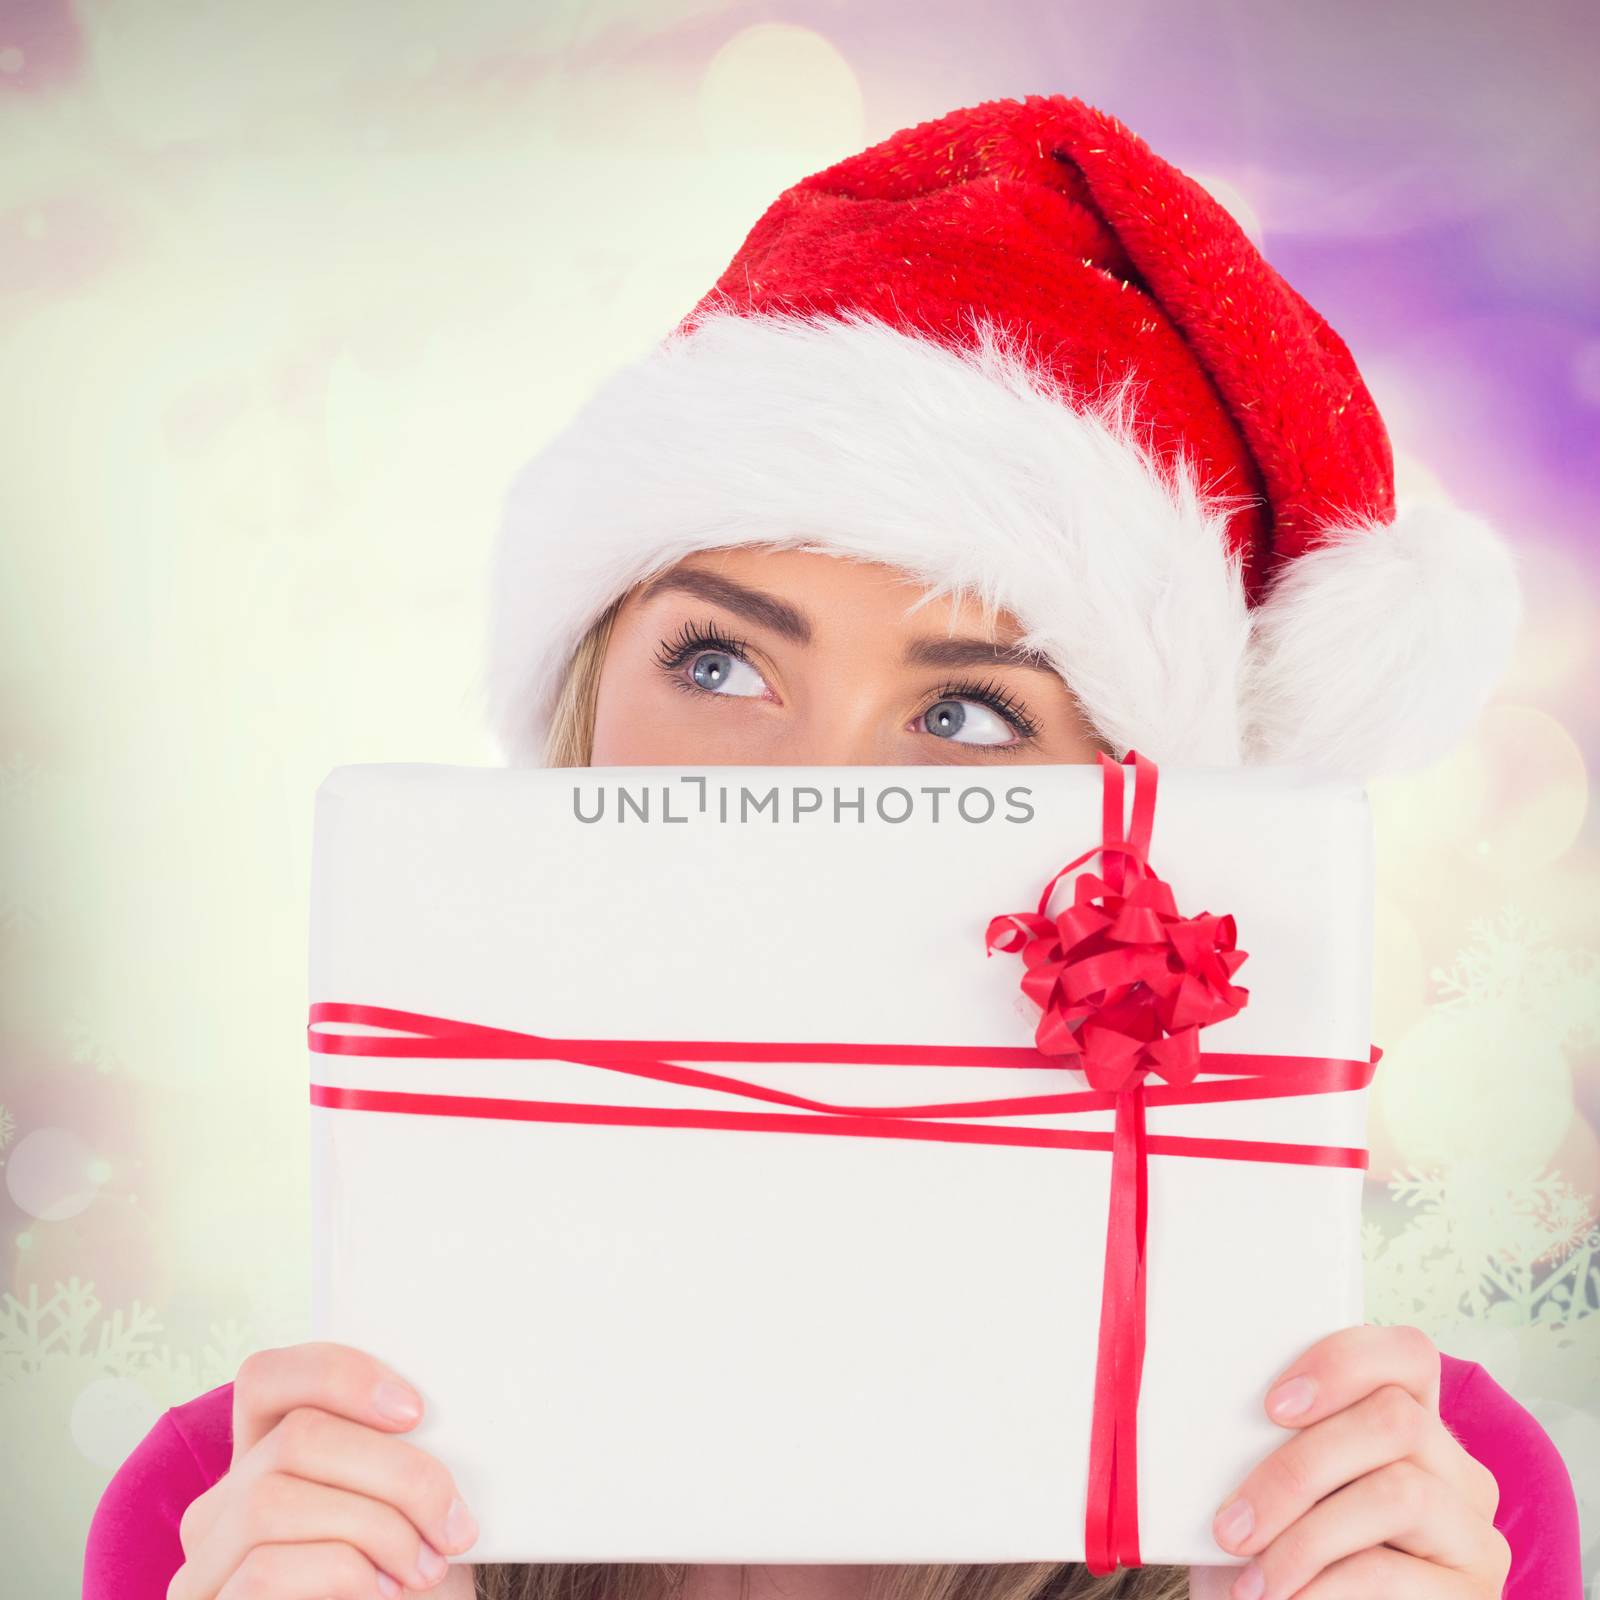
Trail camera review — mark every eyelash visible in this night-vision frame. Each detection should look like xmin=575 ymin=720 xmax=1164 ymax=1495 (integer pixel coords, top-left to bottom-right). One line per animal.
xmin=652 ymin=619 xmax=756 ymax=678
xmin=930 ymin=675 xmax=1042 ymax=744
xmin=652 ymin=620 xmax=1043 ymax=747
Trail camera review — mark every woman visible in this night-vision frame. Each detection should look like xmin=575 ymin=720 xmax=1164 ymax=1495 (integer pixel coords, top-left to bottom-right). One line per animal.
xmin=85 ymin=95 xmax=1583 ymax=1599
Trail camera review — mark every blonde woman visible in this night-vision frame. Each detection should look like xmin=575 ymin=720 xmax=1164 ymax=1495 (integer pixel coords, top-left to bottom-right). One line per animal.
xmin=86 ymin=96 xmax=1582 ymax=1600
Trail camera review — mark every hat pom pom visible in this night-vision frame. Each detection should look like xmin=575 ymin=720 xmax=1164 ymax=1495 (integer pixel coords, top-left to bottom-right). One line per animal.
xmin=1241 ymin=499 xmax=1523 ymax=776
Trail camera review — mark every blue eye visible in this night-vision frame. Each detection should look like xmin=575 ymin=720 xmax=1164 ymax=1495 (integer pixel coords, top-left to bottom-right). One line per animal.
xmin=922 ymin=697 xmax=1019 ymax=746
xmin=654 ymin=621 xmax=771 ymax=701
xmin=688 ymin=648 xmax=767 ymax=697
xmin=921 ymin=678 xmax=1040 ymax=746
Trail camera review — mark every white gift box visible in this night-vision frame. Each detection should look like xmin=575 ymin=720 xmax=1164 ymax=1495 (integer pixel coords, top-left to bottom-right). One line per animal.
xmin=307 ymin=761 xmax=1375 ymax=1568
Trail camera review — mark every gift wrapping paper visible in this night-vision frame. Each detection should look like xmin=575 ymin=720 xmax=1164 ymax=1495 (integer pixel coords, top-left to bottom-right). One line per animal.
xmin=308 ymin=758 xmax=1375 ymax=1565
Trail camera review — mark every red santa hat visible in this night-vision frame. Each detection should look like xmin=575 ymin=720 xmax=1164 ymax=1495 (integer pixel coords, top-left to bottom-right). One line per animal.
xmin=486 ymin=93 xmax=1520 ymax=774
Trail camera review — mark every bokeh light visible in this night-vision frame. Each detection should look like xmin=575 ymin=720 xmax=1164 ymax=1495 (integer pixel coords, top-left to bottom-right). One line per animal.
xmin=699 ymin=24 xmax=865 ymax=164
xmin=1375 ymin=1006 xmax=1575 ymax=1180
xmin=70 ymin=1376 xmax=163 ymax=1471
xmin=1190 ymin=173 xmax=1264 ymax=250
xmin=4 ymin=1129 xmax=102 ymax=1223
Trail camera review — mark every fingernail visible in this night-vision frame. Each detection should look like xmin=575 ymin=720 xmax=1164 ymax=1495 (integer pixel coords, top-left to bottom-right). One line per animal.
xmin=416 ymin=1541 xmax=447 ymax=1584
xmin=1213 ymin=1495 xmax=1254 ymax=1549
xmin=373 ymin=1379 xmax=422 ymax=1423
xmin=444 ymin=1495 xmax=479 ymax=1551
xmin=1266 ymin=1374 xmax=1316 ymax=1419
xmin=377 ymin=1574 xmax=401 ymax=1598
xmin=1231 ymin=1560 xmax=1264 ymax=1600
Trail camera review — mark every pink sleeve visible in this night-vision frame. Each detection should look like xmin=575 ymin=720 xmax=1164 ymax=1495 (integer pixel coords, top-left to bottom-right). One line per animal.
xmin=83 ymin=1384 xmax=234 ymax=1600
xmin=1438 ymin=1353 xmax=1584 ymax=1599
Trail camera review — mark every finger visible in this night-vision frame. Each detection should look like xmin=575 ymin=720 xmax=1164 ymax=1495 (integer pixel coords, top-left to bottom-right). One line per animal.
xmin=188 ymin=1342 xmax=429 ymax=1552
xmin=232 ymin=1344 xmax=426 ymax=1462
xmin=177 ymin=1479 xmax=227 ymax=1565
xmin=1435 ymin=1415 xmax=1503 ymax=1523
xmin=1262 ymin=1323 xmax=1441 ymax=1427
xmin=212 ymin=1539 xmax=401 ymax=1600
xmin=246 ymin=1405 xmax=477 ymax=1562
xmin=1258 ymin=1322 xmax=1499 ymax=1518
xmin=1234 ymin=1458 xmax=1510 ymax=1600
xmin=171 ymin=1469 xmax=452 ymax=1600
xmin=1211 ymin=1385 xmax=1466 ymax=1558
xmin=1288 ymin=1542 xmax=1487 ymax=1598
xmin=1185 ymin=1566 xmax=1235 ymax=1600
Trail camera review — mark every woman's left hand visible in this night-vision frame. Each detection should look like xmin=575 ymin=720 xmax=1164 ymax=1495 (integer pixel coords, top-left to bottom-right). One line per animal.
xmin=1204 ymin=1323 xmax=1513 ymax=1598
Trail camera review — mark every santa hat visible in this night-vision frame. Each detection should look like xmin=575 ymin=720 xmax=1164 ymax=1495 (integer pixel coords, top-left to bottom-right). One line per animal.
xmin=485 ymin=93 xmax=1520 ymax=774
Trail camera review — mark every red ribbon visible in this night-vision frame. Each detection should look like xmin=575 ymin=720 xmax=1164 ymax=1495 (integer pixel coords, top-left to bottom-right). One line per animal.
xmin=308 ymin=751 xmax=1378 ymax=1573
xmin=984 ymin=751 xmax=1252 ymax=1572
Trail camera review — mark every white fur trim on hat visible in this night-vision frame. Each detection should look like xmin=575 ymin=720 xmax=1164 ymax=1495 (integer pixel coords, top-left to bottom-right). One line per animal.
xmin=484 ymin=305 xmax=1519 ymax=775
xmin=486 ymin=304 xmax=1253 ymax=766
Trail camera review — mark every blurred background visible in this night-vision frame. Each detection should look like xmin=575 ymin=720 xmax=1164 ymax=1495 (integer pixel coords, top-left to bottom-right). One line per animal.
xmin=1 ymin=0 xmax=1597 ymax=1592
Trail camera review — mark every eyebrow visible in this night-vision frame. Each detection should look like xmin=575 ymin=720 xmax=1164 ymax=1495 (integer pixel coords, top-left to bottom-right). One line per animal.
xmin=639 ymin=566 xmax=1057 ymax=675
xmin=639 ymin=567 xmax=813 ymax=645
xmin=900 ymin=635 xmax=1058 ymax=675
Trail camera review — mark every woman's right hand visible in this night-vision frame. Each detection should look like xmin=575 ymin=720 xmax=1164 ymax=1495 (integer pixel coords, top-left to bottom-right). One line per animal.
xmin=167 ymin=1341 xmax=480 ymax=1598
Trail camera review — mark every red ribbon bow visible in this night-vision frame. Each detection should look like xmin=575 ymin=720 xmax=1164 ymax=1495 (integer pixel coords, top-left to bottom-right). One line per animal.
xmin=985 ymin=755 xmax=1250 ymax=1094
xmin=985 ymin=750 xmax=1249 ymax=1574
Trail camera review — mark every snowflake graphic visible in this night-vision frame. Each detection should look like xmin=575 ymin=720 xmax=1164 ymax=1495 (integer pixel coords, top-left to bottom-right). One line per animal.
xmin=1366 ymin=907 xmax=1600 ymax=1339
xmin=0 ymin=1274 xmax=265 ymax=1597
xmin=62 ymin=1021 xmax=126 ymax=1076
xmin=1431 ymin=907 xmax=1600 ymax=1051
xmin=0 ymin=1277 xmax=255 ymax=1403
xmin=1365 ymin=1165 xmax=1600 ymax=1331
xmin=0 ymin=754 xmax=39 ymax=805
